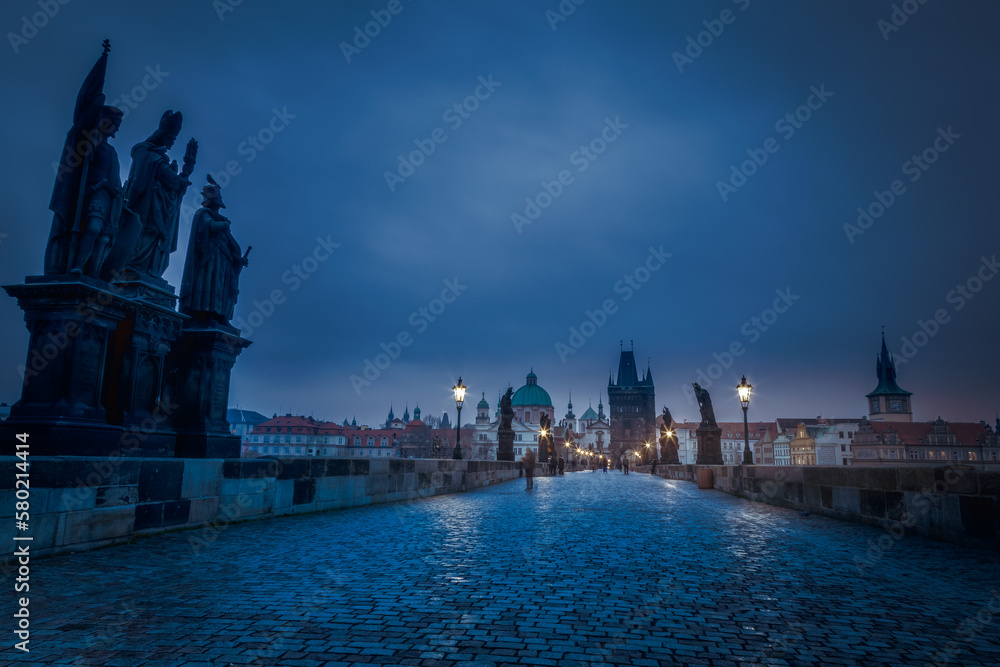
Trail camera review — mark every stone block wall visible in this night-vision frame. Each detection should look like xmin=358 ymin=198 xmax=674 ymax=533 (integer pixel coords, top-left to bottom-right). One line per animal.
xmin=0 ymin=457 xmax=521 ymax=559
xmin=640 ymin=464 xmax=999 ymax=550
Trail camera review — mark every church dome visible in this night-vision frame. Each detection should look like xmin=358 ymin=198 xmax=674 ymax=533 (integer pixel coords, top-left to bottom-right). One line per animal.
xmin=512 ymin=370 xmax=552 ymax=407
xmin=477 ymin=393 xmax=489 ymax=409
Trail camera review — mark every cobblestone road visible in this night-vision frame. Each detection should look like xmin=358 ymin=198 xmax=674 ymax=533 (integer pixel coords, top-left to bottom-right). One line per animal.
xmin=4 ymin=471 xmax=1000 ymax=666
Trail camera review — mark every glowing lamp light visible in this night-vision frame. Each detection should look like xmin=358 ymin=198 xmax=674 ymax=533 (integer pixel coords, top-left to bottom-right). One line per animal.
xmin=737 ymin=375 xmax=752 ymax=410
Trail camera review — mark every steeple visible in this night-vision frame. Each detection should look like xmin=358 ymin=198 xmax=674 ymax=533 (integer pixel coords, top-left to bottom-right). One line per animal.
xmin=413 ymin=405 xmax=421 ymax=421
xmin=476 ymin=393 xmax=490 ymax=425
xmin=869 ymin=331 xmax=910 ymax=397
xmin=403 ymin=404 xmax=410 ymax=423
xmin=386 ymin=404 xmax=395 ymax=428
xmin=614 ymin=348 xmax=639 ymax=387
xmin=866 ymin=330 xmax=912 ymax=422
xmin=598 ymin=392 xmax=605 ymax=421
xmin=565 ymin=392 xmax=575 ymax=420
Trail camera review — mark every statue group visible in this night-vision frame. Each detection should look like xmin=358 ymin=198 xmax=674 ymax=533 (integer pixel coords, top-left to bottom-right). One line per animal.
xmin=1 ymin=42 xmax=253 ymax=458
xmin=43 ymin=41 xmax=248 ymax=326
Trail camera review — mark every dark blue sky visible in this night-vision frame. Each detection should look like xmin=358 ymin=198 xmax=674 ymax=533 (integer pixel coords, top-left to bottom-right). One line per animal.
xmin=1 ymin=1 xmax=998 ymax=426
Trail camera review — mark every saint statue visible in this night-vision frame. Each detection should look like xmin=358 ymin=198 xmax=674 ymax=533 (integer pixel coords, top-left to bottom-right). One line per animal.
xmin=179 ymin=176 xmax=250 ymax=324
xmin=499 ymin=387 xmax=514 ymax=431
xmin=659 ymin=405 xmax=679 ymax=464
xmin=692 ymin=383 xmax=718 ymax=427
xmin=105 ymin=110 xmax=197 ymax=280
xmin=44 ymin=41 xmax=126 ymax=277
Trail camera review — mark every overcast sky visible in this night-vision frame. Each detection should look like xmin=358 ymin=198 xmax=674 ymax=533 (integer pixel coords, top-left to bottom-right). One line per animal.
xmin=1 ymin=1 xmax=998 ymax=427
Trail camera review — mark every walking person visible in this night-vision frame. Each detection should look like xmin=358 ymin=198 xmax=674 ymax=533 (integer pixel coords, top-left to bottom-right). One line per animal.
xmin=522 ymin=449 xmax=536 ymax=491
xmin=558 ymin=456 xmax=565 ymax=476
xmin=623 ymin=457 xmax=629 ymax=475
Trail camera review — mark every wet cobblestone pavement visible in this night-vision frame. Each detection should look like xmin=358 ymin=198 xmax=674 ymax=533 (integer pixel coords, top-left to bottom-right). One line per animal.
xmin=3 ymin=470 xmax=1000 ymax=666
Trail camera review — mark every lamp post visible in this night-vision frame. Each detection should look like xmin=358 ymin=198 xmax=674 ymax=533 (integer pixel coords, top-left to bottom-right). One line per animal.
xmin=452 ymin=377 xmax=466 ymax=460
xmin=737 ymin=375 xmax=753 ymax=465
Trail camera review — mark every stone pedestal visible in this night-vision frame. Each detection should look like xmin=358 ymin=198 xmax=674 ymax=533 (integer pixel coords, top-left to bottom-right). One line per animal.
xmin=497 ymin=426 xmax=514 ymax=461
xmin=105 ymin=275 xmax=186 ymax=456
xmin=696 ymin=425 xmax=723 ymax=465
xmin=170 ymin=322 xmax=250 ymax=458
xmin=2 ymin=276 xmax=131 ymax=455
xmin=661 ymin=435 xmax=681 ymax=464
xmin=1 ymin=274 xmax=220 ymax=458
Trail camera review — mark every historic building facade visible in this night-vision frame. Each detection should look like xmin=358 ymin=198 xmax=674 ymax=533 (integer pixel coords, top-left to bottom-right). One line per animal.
xmin=852 ymin=417 xmax=1000 ymax=464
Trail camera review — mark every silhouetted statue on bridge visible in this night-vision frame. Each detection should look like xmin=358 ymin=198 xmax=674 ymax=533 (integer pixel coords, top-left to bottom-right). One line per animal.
xmin=659 ymin=405 xmax=680 ymax=464
xmin=693 ymin=383 xmax=717 ymax=427
xmin=179 ymin=176 xmax=250 ymax=324
xmin=538 ymin=412 xmax=552 ymax=464
xmin=104 ymin=110 xmax=197 ymax=280
xmin=45 ymin=41 xmax=127 ymax=277
xmin=497 ymin=387 xmax=515 ymax=461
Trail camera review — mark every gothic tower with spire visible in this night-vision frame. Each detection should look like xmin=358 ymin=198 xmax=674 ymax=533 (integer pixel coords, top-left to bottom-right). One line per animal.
xmin=607 ymin=342 xmax=656 ymax=459
xmin=866 ymin=331 xmax=913 ymax=423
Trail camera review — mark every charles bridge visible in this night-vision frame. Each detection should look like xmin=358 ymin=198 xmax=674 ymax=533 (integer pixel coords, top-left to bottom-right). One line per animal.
xmin=2 ymin=459 xmax=999 ymax=666
xmin=2 ymin=38 xmax=999 ymax=667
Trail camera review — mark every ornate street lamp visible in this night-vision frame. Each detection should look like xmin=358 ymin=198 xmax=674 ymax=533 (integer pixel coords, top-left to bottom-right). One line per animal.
xmin=452 ymin=377 xmax=466 ymax=460
xmin=737 ymin=375 xmax=753 ymax=465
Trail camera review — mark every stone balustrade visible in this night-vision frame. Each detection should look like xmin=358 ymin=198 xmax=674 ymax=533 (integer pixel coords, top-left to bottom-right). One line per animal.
xmin=1 ymin=457 xmax=521 ymax=559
